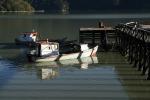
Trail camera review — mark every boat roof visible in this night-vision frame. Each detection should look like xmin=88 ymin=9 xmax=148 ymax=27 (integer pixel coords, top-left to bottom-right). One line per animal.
xmin=20 ymin=32 xmax=38 ymax=35
xmin=36 ymin=40 xmax=59 ymax=45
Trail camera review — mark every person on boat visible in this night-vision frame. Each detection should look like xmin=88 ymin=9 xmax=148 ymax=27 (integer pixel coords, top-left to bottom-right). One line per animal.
xmin=98 ymin=21 xmax=105 ymax=28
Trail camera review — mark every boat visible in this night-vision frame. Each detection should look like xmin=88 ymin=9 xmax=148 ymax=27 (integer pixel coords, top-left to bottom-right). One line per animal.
xmin=27 ymin=40 xmax=98 ymax=62
xmin=15 ymin=31 xmax=38 ymax=45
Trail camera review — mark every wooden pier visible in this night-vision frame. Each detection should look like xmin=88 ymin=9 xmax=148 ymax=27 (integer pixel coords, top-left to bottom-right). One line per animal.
xmin=79 ymin=23 xmax=150 ymax=80
xmin=79 ymin=27 xmax=115 ymax=50
xmin=115 ymin=23 xmax=150 ymax=80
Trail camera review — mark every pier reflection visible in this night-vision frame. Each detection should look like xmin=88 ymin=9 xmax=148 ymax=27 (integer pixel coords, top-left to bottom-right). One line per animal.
xmin=36 ymin=56 xmax=98 ymax=80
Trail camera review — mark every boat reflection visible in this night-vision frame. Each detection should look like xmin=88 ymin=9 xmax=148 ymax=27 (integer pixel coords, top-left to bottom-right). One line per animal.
xmin=36 ymin=56 xmax=98 ymax=80
xmin=59 ymin=56 xmax=98 ymax=66
xmin=80 ymin=56 xmax=98 ymax=70
xmin=59 ymin=58 xmax=79 ymax=66
xmin=38 ymin=67 xmax=59 ymax=80
xmin=35 ymin=61 xmax=58 ymax=68
xmin=35 ymin=61 xmax=59 ymax=80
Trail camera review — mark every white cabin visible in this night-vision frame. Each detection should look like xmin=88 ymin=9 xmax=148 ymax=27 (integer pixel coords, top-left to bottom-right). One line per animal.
xmin=36 ymin=41 xmax=59 ymax=57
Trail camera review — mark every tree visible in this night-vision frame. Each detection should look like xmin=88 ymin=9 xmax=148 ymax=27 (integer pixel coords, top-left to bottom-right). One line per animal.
xmin=0 ymin=0 xmax=34 ymax=11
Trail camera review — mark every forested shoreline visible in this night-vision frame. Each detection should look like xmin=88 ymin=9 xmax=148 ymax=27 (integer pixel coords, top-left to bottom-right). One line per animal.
xmin=0 ymin=0 xmax=34 ymax=11
xmin=0 ymin=0 xmax=62 ymax=12
xmin=0 ymin=0 xmax=150 ymax=13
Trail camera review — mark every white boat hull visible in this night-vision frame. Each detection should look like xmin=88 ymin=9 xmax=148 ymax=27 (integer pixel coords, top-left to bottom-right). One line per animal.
xmin=28 ymin=45 xmax=98 ymax=62
xmin=35 ymin=55 xmax=58 ymax=62
xmin=35 ymin=53 xmax=80 ymax=62
xmin=59 ymin=52 xmax=80 ymax=60
xmin=80 ymin=48 xmax=93 ymax=58
xmin=91 ymin=46 xmax=99 ymax=56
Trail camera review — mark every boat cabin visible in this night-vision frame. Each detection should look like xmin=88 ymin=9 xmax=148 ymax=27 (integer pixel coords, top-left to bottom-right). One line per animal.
xmin=35 ymin=41 xmax=89 ymax=57
xmin=36 ymin=40 xmax=59 ymax=57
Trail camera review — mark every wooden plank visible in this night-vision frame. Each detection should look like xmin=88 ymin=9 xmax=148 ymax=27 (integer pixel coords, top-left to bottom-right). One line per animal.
xmin=80 ymin=27 xmax=114 ymax=31
xmin=79 ymin=27 xmax=115 ymax=33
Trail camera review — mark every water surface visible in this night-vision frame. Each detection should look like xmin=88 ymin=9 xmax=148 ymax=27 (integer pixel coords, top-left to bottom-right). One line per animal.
xmin=1 ymin=13 xmax=150 ymax=100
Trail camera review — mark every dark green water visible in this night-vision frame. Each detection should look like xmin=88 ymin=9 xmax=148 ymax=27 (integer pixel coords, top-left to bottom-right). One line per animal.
xmin=0 ymin=14 xmax=150 ymax=100
xmin=1 ymin=14 xmax=150 ymax=42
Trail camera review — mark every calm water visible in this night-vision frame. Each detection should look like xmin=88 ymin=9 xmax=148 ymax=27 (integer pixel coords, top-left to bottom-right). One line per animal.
xmin=0 ymin=14 xmax=150 ymax=100
xmin=0 ymin=14 xmax=150 ymax=42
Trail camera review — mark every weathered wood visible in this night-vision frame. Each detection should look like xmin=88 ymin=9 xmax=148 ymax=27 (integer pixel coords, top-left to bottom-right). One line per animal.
xmin=80 ymin=27 xmax=114 ymax=32
xmin=79 ymin=27 xmax=115 ymax=51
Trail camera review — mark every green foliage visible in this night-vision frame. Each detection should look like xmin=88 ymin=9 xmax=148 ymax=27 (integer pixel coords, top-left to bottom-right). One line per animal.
xmin=0 ymin=0 xmax=34 ymax=11
xmin=0 ymin=0 xmax=68 ymax=13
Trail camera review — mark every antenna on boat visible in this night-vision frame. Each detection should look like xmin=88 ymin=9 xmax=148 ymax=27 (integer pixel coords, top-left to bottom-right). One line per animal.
xmin=32 ymin=29 xmax=35 ymax=32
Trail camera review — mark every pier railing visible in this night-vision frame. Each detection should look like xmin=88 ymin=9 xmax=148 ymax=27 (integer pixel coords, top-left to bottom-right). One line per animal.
xmin=115 ymin=23 xmax=150 ymax=80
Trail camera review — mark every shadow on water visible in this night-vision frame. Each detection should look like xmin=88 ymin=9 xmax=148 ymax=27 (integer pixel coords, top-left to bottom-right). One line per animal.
xmin=0 ymin=54 xmax=36 ymax=89
xmin=0 ymin=59 xmax=18 ymax=88
xmin=0 ymin=42 xmax=30 ymax=88
xmin=0 ymin=42 xmax=29 ymax=61
xmin=0 ymin=43 xmax=26 ymax=49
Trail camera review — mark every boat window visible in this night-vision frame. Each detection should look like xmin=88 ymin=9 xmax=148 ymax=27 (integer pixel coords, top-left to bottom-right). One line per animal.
xmin=55 ymin=45 xmax=57 ymax=49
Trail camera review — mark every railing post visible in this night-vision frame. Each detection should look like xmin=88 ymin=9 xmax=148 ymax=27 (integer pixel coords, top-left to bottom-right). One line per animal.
xmin=116 ymin=22 xmax=150 ymax=80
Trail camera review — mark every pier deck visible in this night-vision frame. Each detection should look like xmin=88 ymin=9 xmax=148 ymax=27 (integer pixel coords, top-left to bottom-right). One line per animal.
xmin=79 ymin=27 xmax=116 ymax=50
xmin=79 ymin=27 xmax=114 ymax=32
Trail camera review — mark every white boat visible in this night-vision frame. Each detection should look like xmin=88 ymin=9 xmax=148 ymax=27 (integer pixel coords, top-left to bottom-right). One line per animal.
xmin=15 ymin=31 xmax=38 ymax=45
xmin=27 ymin=40 xmax=98 ymax=62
